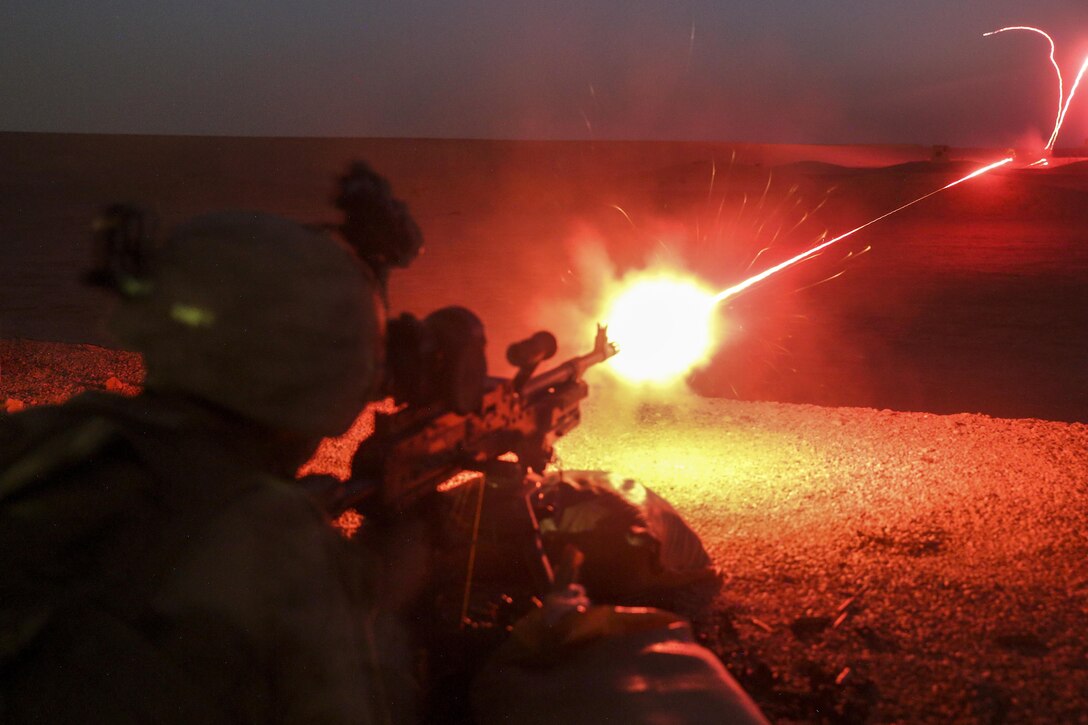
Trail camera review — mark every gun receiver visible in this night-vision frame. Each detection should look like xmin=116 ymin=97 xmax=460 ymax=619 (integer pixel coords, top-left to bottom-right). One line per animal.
xmin=324 ymin=325 xmax=617 ymax=516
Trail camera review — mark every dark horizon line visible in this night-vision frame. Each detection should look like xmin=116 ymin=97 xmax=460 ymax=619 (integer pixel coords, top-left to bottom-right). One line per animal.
xmin=6 ymin=128 xmax=1080 ymax=153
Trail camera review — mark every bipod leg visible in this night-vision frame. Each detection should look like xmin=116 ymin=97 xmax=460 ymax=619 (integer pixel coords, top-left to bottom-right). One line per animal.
xmin=521 ymin=481 xmax=555 ymax=595
xmin=458 ymin=473 xmax=488 ymax=630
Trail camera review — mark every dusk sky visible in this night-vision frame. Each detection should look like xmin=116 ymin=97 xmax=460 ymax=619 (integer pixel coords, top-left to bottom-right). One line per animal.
xmin=3 ymin=1 xmax=1087 ymax=147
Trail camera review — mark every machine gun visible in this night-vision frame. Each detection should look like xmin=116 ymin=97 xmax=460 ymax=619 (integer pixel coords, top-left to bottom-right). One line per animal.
xmin=313 ymin=314 xmax=618 ymax=520
xmin=303 ymin=306 xmax=618 ymax=648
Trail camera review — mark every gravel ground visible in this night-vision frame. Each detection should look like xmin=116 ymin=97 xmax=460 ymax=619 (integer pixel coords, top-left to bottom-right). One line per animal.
xmin=3 ymin=338 xmax=1087 ymax=723
xmin=564 ymin=388 xmax=1088 ymax=723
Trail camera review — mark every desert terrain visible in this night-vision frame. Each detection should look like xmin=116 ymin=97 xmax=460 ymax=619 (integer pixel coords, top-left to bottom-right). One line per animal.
xmin=2 ymin=133 xmax=1088 ymax=722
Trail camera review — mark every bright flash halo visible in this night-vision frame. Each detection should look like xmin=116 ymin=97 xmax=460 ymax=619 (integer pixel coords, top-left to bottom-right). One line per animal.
xmin=604 ymin=275 xmax=719 ymax=383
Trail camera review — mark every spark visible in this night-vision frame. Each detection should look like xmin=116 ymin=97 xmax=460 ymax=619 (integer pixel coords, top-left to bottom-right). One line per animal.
xmin=755 ymin=172 xmax=774 ymax=217
xmin=686 ymin=19 xmax=696 ymax=72
xmin=792 ymin=269 xmax=847 ymax=294
xmin=985 ymin=26 xmax=1088 ymax=150
xmin=744 ymin=245 xmax=772 ymax=273
xmin=581 ymin=84 xmax=598 ymax=137
xmin=610 ymin=204 xmax=638 ymax=230
xmin=714 ymin=157 xmax=1014 ymax=304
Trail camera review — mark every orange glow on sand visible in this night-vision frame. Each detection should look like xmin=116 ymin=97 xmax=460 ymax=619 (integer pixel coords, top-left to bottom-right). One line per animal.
xmin=332 ymin=509 xmax=363 ymax=538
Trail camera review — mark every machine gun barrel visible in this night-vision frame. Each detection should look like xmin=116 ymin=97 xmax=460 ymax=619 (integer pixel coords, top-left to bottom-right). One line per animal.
xmin=520 ymin=325 xmax=617 ymax=399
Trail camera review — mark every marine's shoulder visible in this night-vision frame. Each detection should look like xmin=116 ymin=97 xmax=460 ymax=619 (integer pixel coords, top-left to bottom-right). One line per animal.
xmin=0 ymin=391 xmax=110 ymax=437
xmin=2 ymin=390 xmax=334 ymax=542
xmin=0 ymin=391 xmax=162 ymax=450
xmin=0 ymin=393 xmax=142 ymax=497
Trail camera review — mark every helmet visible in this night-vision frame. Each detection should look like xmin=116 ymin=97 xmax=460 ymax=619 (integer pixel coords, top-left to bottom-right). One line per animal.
xmin=111 ymin=211 xmax=383 ymax=437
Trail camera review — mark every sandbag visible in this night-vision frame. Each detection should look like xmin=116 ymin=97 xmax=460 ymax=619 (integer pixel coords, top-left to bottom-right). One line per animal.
xmin=538 ymin=470 xmax=716 ymax=600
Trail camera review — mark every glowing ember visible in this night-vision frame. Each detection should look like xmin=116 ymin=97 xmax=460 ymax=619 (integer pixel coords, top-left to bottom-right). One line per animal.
xmin=985 ymin=26 xmax=1088 ymax=151
xmin=604 ymin=274 xmax=719 ymax=383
